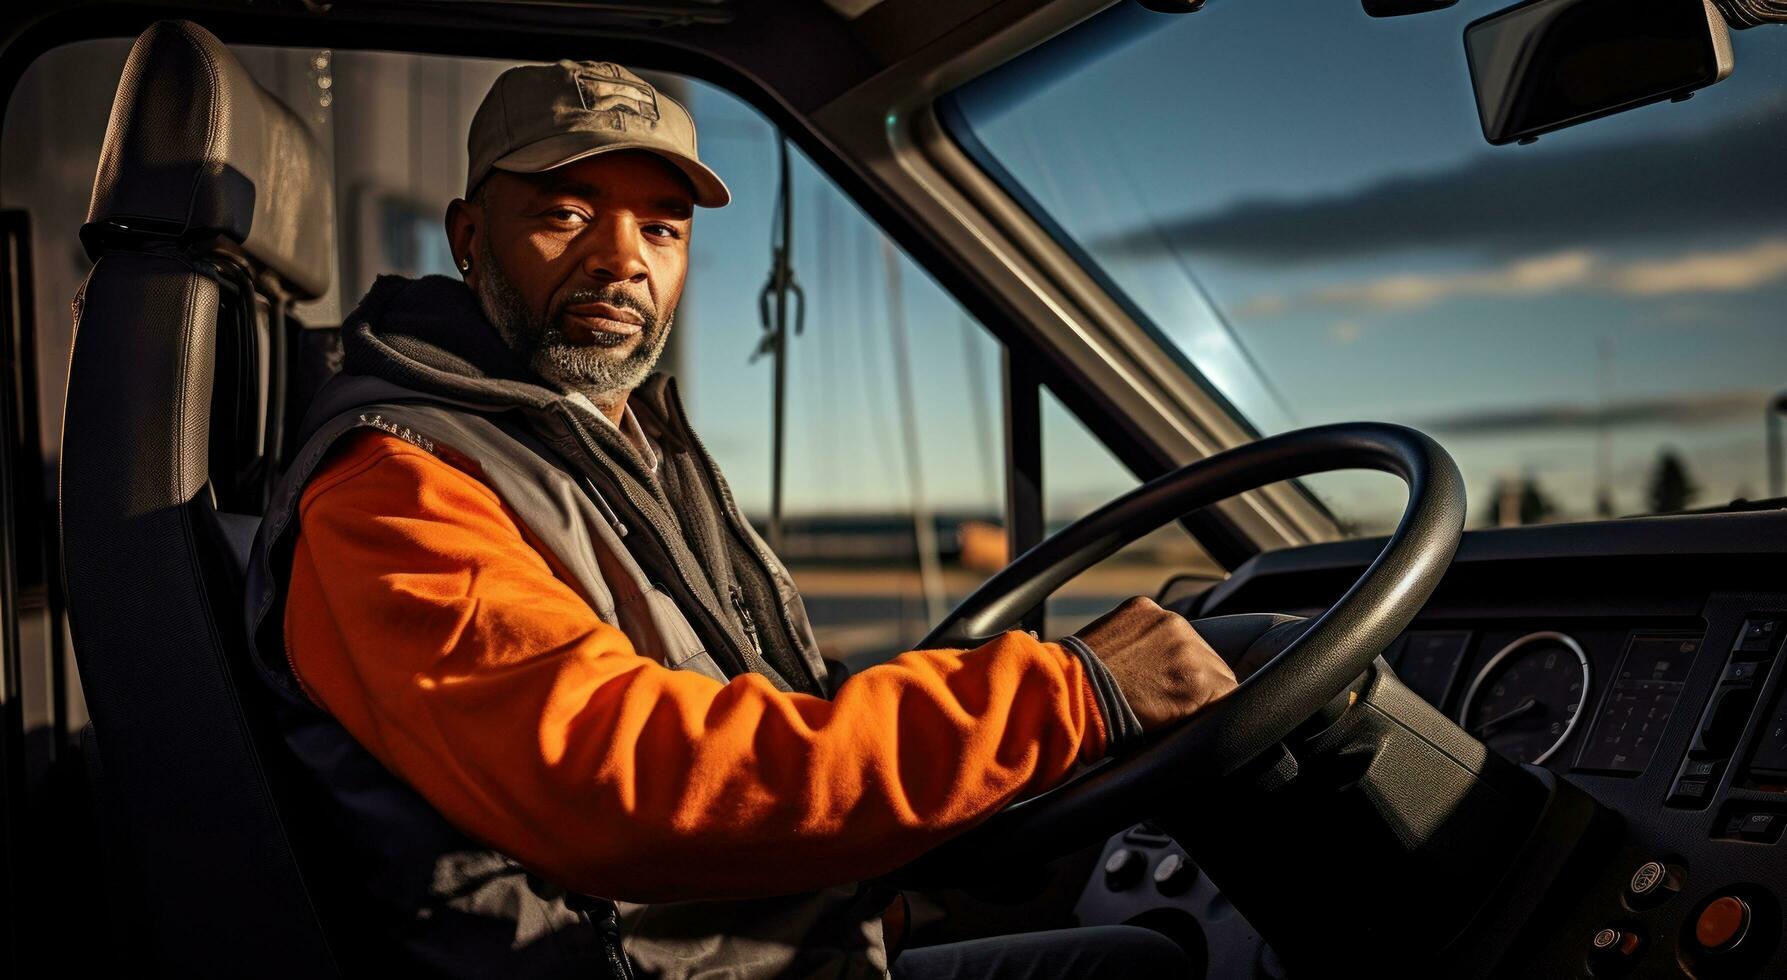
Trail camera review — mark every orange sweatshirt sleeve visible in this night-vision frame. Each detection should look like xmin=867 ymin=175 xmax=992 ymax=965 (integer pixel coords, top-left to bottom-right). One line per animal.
xmin=285 ymin=431 xmax=1112 ymax=903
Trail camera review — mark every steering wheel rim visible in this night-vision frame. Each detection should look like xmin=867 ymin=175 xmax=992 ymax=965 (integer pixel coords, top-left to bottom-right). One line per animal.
xmin=895 ymin=422 xmax=1465 ymax=884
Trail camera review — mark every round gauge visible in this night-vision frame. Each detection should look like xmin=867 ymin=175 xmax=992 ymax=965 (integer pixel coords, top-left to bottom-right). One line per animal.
xmin=1457 ymin=631 xmax=1591 ymax=765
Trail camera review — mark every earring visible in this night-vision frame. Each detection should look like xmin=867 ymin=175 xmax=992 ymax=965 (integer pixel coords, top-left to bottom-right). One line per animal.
xmin=458 ymin=257 xmax=471 ymax=272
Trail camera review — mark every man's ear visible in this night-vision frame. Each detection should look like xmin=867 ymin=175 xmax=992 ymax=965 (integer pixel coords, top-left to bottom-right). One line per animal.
xmin=445 ymin=198 xmax=479 ymax=288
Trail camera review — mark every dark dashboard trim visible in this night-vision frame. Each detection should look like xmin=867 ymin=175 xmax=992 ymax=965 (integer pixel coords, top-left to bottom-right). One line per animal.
xmin=1200 ymin=508 xmax=1787 ymax=618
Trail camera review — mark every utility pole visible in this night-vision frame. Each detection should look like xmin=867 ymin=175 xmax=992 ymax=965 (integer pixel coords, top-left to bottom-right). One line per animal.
xmin=1594 ymin=336 xmax=1614 ymax=517
xmin=755 ymin=137 xmax=802 ymax=552
xmin=1769 ymin=391 xmax=1787 ymax=499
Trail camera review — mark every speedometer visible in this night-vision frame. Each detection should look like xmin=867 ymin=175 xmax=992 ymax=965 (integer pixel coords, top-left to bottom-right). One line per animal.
xmin=1458 ymin=631 xmax=1591 ymax=765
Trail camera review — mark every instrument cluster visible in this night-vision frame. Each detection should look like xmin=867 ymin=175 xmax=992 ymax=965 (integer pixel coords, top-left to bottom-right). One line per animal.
xmin=1387 ymin=627 xmax=1707 ymax=775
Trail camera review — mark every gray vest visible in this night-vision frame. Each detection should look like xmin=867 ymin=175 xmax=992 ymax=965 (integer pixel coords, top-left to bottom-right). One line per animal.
xmin=244 ymin=375 xmax=890 ymax=979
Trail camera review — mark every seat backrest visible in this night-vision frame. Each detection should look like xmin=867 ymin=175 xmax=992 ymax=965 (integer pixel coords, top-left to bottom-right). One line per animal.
xmin=60 ymin=20 xmax=339 ymax=977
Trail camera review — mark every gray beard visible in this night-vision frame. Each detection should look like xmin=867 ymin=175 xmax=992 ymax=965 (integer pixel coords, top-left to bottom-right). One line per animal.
xmin=472 ymin=238 xmax=672 ymax=404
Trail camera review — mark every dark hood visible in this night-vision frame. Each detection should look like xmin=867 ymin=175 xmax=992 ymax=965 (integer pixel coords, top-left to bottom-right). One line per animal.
xmin=339 ymin=274 xmax=566 ymax=414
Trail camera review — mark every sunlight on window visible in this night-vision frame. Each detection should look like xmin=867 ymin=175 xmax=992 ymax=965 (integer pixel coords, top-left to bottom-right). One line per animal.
xmin=956 ymin=0 xmax=1787 ymax=535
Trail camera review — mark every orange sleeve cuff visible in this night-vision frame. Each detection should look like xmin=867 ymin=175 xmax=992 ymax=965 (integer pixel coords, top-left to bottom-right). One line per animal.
xmin=1075 ymin=649 xmax=1113 ymax=762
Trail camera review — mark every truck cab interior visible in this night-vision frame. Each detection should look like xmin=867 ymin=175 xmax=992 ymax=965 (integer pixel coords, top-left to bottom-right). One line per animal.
xmin=3 ymin=0 xmax=1787 ymax=977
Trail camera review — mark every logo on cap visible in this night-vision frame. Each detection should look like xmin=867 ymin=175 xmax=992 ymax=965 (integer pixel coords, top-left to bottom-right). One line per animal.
xmin=574 ymin=64 xmax=659 ymax=132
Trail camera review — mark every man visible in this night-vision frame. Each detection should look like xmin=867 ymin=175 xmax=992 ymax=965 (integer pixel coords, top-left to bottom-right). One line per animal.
xmin=245 ymin=60 xmax=1236 ymax=979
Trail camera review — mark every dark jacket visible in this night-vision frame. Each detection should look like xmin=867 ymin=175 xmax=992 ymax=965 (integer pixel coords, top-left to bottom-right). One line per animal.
xmin=244 ymin=275 xmax=1125 ymax=978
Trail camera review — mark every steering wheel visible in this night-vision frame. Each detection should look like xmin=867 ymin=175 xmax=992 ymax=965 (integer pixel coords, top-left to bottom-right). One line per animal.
xmin=894 ymin=422 xmax=1465 ymax=883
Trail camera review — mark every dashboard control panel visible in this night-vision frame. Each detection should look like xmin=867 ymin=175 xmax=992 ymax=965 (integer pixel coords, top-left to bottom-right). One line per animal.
xmin=1577 ymin=633 xmax=1701 ymax=776
xmin=1383 ymin=620 xmax=1787 ymax=799
xmin=1159 ymin=511 xmax=1787 ymax=977
xmin=1666 ymin=618 xmax=1781 ymax=807
xmin=1078 ymin=822 xmax=1269 ymax=978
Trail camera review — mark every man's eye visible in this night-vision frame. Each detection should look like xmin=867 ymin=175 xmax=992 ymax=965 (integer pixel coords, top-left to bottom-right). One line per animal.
xmin=644 ymin=222 xmax=681 ymax=239
xmin=547 ymin=208 xmax=587 ymax=224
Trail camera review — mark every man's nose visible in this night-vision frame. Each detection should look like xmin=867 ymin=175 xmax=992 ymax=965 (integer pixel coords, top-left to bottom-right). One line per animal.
xmin=580 ymin=214 xmax=649 ymax=284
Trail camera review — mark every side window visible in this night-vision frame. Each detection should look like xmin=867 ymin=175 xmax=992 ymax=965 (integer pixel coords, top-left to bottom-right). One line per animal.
xmin=18 ymin=41 xmax=1248 ymax=672
xmin=675 ymin=85 xmax=1008 ymax=667
xmin=1041 ymin=389 xmax=1221 ymax=637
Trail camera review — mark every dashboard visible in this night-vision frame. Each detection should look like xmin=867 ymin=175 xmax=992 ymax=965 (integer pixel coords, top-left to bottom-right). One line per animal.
xmin=1078 ymin=508 xmax=1787 ymax=979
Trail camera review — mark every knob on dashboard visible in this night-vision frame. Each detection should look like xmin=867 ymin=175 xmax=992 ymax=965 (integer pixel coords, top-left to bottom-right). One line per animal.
xmin=1103 ymin=847 xmax=1144 ymax=890
xmin=1152 ymin=852 xmax=1198 ymax=896
xmin=1623 ymin=860 xmax=1683 ymax=910
xmin=1587 ymin=925 xmax=1643 ymax=975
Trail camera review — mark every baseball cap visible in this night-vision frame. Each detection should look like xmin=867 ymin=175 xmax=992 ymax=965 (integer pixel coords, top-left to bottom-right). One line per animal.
xmin=466 ymin=60 xmax=730 ymax=207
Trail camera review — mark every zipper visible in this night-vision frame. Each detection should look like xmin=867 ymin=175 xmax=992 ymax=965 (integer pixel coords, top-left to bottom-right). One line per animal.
xmin=580 ymin=476 xmax=629 ymax=538
xmin=567 ymin=894 xmax=635 ymax=980
xmin=555 ymin=407 xmax=786 ymax=687
xmin=596 ymin=905 xmax=636 ymax=980
xmin=663 ymin=382 xmax=827 ymax=693
xmin=730 ymin=585 xmax=766 ymax=662
xmin=282 ymin=626 xmax=318 ymax=704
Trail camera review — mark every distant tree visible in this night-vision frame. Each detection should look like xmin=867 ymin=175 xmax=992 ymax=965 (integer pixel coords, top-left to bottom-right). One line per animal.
xmin=1647 ymin=449 xmax=1698 ymax=513
xmin=1517 ymin=477 xmax=1557 ymax=525
xmin=1485 ymin=474 xmax=1558 ymax=526
xmin=1594 ymin=489 xmax=1614 ymax=519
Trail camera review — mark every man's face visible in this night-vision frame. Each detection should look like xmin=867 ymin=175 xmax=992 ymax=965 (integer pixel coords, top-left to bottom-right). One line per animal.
xmin=450 ymin=151 xmax=695 ymax=402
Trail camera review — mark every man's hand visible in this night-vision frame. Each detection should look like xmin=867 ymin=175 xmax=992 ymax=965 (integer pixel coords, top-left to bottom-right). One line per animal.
xmin=1074 ymin=596 xmax=1237 ymax=733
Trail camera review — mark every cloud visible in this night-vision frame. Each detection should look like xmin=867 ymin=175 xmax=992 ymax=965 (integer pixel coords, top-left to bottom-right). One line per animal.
xmin=1095 ymin=101 xmax=1787 ymax=265
xmin=1612 ymin=240 xmax=1787 ymax=295
xmin=1418 ymin=388 xmax=1772 ymax=437
xmin=1239 ymin=239 xmax=1787 ymax=317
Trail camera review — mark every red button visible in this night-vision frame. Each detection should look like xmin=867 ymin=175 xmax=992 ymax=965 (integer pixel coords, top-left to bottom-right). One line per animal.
xmin=1695 ymin=896 xmax=1751 ymax=953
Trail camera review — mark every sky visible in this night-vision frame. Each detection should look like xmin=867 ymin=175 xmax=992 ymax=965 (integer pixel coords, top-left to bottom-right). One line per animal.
xmin=957 ymin=0 xmax=1787 ymax=532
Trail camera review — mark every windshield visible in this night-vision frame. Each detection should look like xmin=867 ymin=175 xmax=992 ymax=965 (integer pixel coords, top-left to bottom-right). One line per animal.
xmin=952 ymin=1 xmax=1787 ymax=536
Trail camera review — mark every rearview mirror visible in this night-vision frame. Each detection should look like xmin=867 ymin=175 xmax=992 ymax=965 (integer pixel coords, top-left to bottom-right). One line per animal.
xmin=1464 ymin=0 xmax=1734 ymax=145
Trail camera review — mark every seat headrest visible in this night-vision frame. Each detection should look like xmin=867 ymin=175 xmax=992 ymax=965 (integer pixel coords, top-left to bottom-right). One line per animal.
xmin=85 ymin=20 xmax=334 ymax=300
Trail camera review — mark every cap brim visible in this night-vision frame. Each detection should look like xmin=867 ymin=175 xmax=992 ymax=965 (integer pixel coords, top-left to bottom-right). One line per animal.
xmin=491 ymin=132 xmax=731 ymax=208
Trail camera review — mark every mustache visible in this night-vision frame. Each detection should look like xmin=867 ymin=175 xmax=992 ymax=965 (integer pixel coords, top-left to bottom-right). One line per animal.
xmin=553 ymin=286 xmax=656 ymax=325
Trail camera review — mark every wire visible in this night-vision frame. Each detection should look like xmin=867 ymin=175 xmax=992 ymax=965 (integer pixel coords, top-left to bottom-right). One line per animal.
xmin=755 ymin=136 xmax=805 ymax=550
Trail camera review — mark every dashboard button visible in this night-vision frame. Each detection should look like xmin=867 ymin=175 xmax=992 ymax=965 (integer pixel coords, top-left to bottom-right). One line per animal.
xmin=1151 ymin=852 xmax=1197 ymax=896
xmin=1694 ymin=895 xmax=1751 ymax=954
xmin=1726 ymin=812 xmax=1781 ymax=843
xmin=1103 ymin=847 xmax=1145 ymax=890
xmin=1681 ymin=758 xmax=1723 ymax=780
xmin=1735 ymin=619 xmax=1778 ymax=657
xmin=1588 ymin=925 xmax=1643 ymax=974
xmin=1625 ymin=861 xmax=1681 ymax=909
xmin=1722 ymin=660 xmax=1763 ymax=683
xmin=1669 ymin=777 xmax=1710 ymax=804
